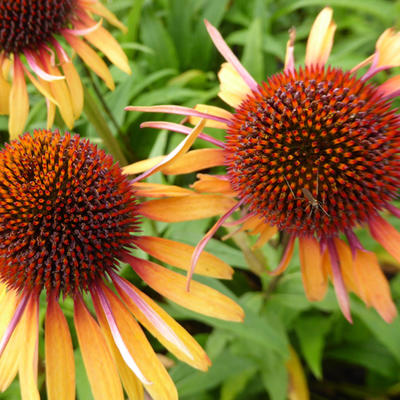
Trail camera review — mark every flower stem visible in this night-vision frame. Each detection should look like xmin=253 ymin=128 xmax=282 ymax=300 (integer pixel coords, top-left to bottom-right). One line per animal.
xmin=83 ymin=87 xmax=128 ymax=166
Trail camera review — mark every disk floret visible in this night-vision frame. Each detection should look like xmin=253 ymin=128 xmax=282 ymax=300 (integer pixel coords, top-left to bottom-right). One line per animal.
xmin=0 ymin=0 xmax=74 ymax=54
xmin=0 ymin=130 xmax=138 ymax=296
xmin=226 ymin=66 xmax=400 ymax=237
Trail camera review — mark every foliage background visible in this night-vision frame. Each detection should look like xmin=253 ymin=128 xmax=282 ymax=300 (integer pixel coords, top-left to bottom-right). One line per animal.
xmin=2 ymin=0 xmax=400 ymax=398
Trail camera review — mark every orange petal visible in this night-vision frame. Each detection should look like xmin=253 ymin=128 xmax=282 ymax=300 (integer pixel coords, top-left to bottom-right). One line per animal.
xmin=74 ymin=295 xmax=124 ymax=400
xmin=61 ymin=61 xmax=84 ymax=119
xmin=218 ymin=62 xmax=252 ymax=108
xmin=305 ymin=7 xmax=336 ymax=67
xmin=377 ymin=74 xmax=400 ymax=98
xmin=369 ymin=214 xmax=400 ymax=264
xmin=353 ymin=250 xmax=397 ymax=323
xmin=188 ymin=104 xmax=232 ymax=129
xmin=253 ymin=224 xmax=278 ymax=249
xmin=123 ymin=156 xmax=165 ymax=176
xmin=268 ymin=235 xmax=295 ymax=276
xmin=114 ymin=279 xmax=210 ymax=371
xmin=9 ymin=57 xmax=29 ymax=140
xmin=192 ymin=174 xmax=236 ymax=196
xmin=139 ymin=194 xmax=236 ymax=222
xmin=162 ymin=148 xmax=226 ymax=175
xmin=128 ymin=256 xmax=244 ymax=322
xmin=132 ymin=182 xmax=193 ymax=198
xmin=299 ymin=236 xmax=327 ymax=301
xmin=84 ymin=26 xmax=130 ymax=74
xmin=45 ymin=296 xmax=75 ymax=400
xmin=64 ymin=33 xmax=114 ymax=90
xmin=93 ymin=285 xmax=178 ymax=400
xmin=19 ymin=295 xmax=40 ymax=400
xmin=134 ymin=235 xmax=233 ymax=279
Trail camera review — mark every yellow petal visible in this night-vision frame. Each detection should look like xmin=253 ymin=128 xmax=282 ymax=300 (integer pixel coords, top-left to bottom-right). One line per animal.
xmin=24 ymin=68 xmax=58 ymax=106
xmin=139 ymin=194 xmax=236 ymax=222
xmin=299 ymin=236 xmax=327 ymax=301
xmin=305 ymin=7 xmax=336 ymax=67
xmin=253 ymin=224 xmax=278 ymax=249
xmin=86 ymin=1 xmax=128 ymax=32
xmin=115 ymin=281 xmax=211 ymax=371
xmin=61 ymin=61 xmax=84 ymax=119
xmin=85 ymin=26 xmax=131 ymax=74
xmin=129 ymin=256 xmax=244 ymax=322
xmin=162 ymin=148 xmax=226 ymax=175
xmin=64 ymin=33 xmax=114 ymax=90
xmin=0 ymin=58 xmax=10 ymax=114
xmin=287 ymin=346 xmax=310 ymax=400
xmin=93 ymin=286 xmax=178 ymax=400
xmin=123 ymin=156 xmax=165 ymax=176
xmin=375 ymin=28 xmax=400 ymax=69
xmin=218 ymin=62 xmax=252 ymax=108
xmin=74 ymin=295 xmax=124 ymax=400
xmin=9 ymin=57 xmax=29 ymax=140
xmin=134 ymin=235 xmax=233 ymax=279
xmin=353 ymin=250 xmax=397 ymax=323
xmin=19 ymin=295 xmax=40 ymax=400
xmin=45 ymin=296 xmax=75 ymax=400
xmin=188 ymin=104 xmax=232 ymax=128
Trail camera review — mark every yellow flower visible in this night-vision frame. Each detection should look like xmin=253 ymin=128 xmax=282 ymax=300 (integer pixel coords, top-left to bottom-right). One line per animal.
xmin=126 ymin=8 xmax=400 ymax=323
xmin=0 ymin=0 xmax=131 ymax=140
xmin=0 ymin=129 xmax=243 ymax=400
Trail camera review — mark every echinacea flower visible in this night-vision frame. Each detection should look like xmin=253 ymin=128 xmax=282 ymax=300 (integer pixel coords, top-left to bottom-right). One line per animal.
xmin=0 ymin=129 xmax=243 ymax=400
xmin=0 ymin=0 xmax=131 ymax=139
xmin=126 ymin=8 xmax=400 ymax=323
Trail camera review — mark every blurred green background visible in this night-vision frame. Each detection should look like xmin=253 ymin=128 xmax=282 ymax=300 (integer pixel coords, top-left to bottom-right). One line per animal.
xmin=2 ymin=0 xmax=400 ymax=399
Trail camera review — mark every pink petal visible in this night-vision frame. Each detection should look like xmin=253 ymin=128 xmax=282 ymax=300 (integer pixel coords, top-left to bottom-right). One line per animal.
xmin=204 ymin=20 xmax=258 ymax=91
xmin=24 ymin=51 xmax=65 ymax=81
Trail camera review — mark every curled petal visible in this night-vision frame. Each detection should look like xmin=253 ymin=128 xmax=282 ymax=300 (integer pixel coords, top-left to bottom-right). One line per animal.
xmin=305 ymin=7 xmax=336 ymax=67
xmin=24 ymin=51 xmax=65 ymax=81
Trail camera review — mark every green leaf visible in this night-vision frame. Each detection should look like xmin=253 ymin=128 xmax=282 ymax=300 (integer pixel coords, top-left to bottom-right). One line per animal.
xmin=242 ymin=18 xmax=264 ymax=82
xmin=260 ymin=352 xmax=289 ymax=400
xmin=295 ymin=314 xmax=333 ymax=379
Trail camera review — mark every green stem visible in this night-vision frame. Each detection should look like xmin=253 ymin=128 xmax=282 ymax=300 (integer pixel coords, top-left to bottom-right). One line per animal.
xmin=83 ymin=87 xmax=128 ymax=166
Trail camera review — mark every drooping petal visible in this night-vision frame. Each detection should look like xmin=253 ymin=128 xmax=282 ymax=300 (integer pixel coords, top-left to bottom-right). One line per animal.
xmin=64 ymin=32 xmax=114 ymax=90
xmin=86 ymin=1 xmax=128 ymax=32
xmin=353 ymin=250 xmax=397 ymax=323
xmin=45 ymin=295 xmax=75 ymax=400
xmin=133 ymin=235 xmax=233 ymax=279
xmin=253 ymin=224 xmax=278 ymax=249
xmin=162 ymin=148 xmax=226 ymax=175
xmin=284 ymin=28 xmax=296 ymax=74
xmin=218 ymin=62 xmax=252 ymax=108
xmin=305 ymin=7 xmax=336 ymax=67
xmin=138 ymin=194 xmax=236 ymax=222
xmin=368 ymin=214 xmax=400 ymax=264
xmin=188 ymin=104 xmax=232 ymax=128
xmin=0 ymin=56 xmax=10 ymax=115
xmin=73 ymin=294 xmax=124 ymax=400
xmin=112 ymin=275 xmax=211 ymax=371
xmin=286 ymin=346 xmax=310 ymax=400
xmin=129 ymin=120 xmax=206 ymax=183
xmin=298 ymin=236 xmax=327 ymax=301
xmin=268 ymin=234 xmax=296 ymax=276
xmin=377 ymin=74 xmax=400 ymax=99
xmin=9 ymin=57 xmax=29 ymax=140
xmin=23 ymin=68 xmax=58 ymax=106
xmin=326 ymin=240 xmax=352 ymax=323
xmin=123 ymin=254 xmax=244 ymax=322
xmin=123 ymin=156 xmax=165 ymax=176
xmin=83 ymin=26 xmax=131 ymax=74
xmin=92 ymin=284 xmax=178 ymax=400
xmin=60 ymin=61 xmax=84 ymax=119
xmin=204 ymin=20 xmax=258 ymax=91
xmin=132 ymin=182 xmax=193 ymax=198
xmin=18 ymin=295 xmax=40 ymax=400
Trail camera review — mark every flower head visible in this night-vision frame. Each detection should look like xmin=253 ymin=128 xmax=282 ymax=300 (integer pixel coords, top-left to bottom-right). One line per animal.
xmin=0 ymin=0 xmax=131 ymax=139
xmin=0 ymin=129 xmax=243 ymax=400
xmin=126 ymin=8 xmax=400 ymax=323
